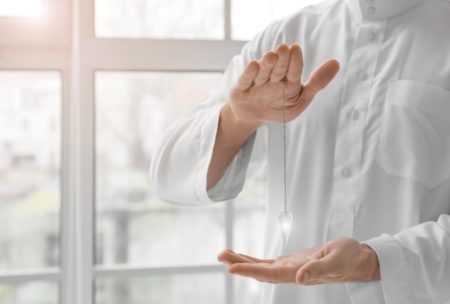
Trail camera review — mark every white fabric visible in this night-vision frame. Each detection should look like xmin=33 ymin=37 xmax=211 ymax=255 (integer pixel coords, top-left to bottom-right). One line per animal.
xmin=150 ymin=0 xmax=450 ymax=303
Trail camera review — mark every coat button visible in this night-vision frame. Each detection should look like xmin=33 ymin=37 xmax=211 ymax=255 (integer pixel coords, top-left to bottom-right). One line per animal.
xmin=341 ymin=167 xmax=353 ymax=178
xmin=367 ymin=7 xmax=376 ymax=15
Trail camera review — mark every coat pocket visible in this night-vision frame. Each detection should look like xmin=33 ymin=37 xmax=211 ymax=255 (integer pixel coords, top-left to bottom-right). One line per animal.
xmin=376 ymin=80 xmax=450 ymax=189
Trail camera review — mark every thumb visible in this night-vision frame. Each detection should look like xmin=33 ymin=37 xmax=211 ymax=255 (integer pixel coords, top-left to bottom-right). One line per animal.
xmin=295 ymin=253 xmax=336 ymax=284
xmin=301 ymin=59 xmax=340 ymax=101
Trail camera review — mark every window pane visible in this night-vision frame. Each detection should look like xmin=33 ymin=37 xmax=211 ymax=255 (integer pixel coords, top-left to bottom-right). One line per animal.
xmin=0 ymin=0 xmax=43 ymax=17
xmin=233 ymin=170 xmax=266 ymax=304
xmin=234 ymin=275 xmax=262 ymax=304
xmin=95 ymin=0 xmax=224 ymax=39
xmin=96 ymin=273 xmax=224 ymax=304
xmin=95 ymin=72 xmax=225 ymax=266
xmin=234 ymin=174 xmax=266 ymax=258
xmin=0 ymin=72 xmax=61 ymax=271
xmin=232 ymin=0 xmax=324 ymax=41
xmin=0 ymin=281 xmax=57 ymax=304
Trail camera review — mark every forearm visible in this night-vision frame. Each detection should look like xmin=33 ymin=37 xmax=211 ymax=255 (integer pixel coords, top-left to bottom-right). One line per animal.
xmin=207 ymin=103 xmax=261 ymax=190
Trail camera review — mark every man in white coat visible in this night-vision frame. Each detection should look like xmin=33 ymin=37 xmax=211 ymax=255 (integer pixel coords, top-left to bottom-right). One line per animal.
xmin=151 ymin=0 xmax=450 ymax=303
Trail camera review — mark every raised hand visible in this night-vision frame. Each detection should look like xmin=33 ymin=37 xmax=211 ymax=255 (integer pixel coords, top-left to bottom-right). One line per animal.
xmin=207 ymin=44 xmax=339 ymax=190
xmin=227 ymin=44 xmax=340 ymax=126
xmin=217 ymin=238 xmax=380 ymax=285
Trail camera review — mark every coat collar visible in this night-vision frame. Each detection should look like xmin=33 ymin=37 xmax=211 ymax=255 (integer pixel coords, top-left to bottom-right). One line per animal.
xmin=347 ymin=0 xmax=423 ymax=20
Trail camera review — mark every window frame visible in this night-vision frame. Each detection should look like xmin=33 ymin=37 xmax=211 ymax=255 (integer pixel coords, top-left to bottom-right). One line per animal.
xmin=0 ymin=0 xmax=249 ymax=303
xmin=0 ymin=0 xmax=70 ymax=48
xmin=0 ymin=64 xmax=70 ymax=304
xmin=75 ymin=0 xmax=245 ymax=303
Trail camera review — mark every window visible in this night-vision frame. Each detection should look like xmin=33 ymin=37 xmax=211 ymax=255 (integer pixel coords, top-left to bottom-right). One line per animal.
xmin=0 ymin=72 xmax=61 ymax=270
xmin=95 ymin=0 xmax=224 ymax=39
xmin=96 ymin=273 xmax=225 ymax=304
xmin=0 ymin=0 xmax=323 ymax=303
xmin=94 ymin=71 xmax=232 ymax=301
xmin=0 ymin=71 xmax=61 ymax=302
xmin=0 ymin=0 xmax=43 ymax=17
xmin=232 ymin=0 xmax=326 ymax=40
xmin=0 ymin=281 xmax=57 ymax=304
xmin=95 ymin=72 xmax=225 ymax=267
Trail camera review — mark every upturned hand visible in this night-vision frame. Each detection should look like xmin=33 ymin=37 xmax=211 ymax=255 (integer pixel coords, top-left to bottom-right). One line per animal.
xmin=217 ymin=238 xmax=380 ymax=285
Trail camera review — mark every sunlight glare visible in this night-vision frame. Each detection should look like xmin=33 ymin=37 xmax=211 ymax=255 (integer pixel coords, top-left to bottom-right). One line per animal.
xmin=0 ymin=0 xmax=43 ymax=17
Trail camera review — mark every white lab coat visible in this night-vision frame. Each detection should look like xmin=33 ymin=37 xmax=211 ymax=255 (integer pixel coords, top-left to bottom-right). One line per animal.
xmin=151 ymin=0 xmax=450 ymax=303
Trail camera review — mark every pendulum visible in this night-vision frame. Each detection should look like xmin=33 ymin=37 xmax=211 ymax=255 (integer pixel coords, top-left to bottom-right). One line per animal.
xmin=278 ymin=81 xmax=293 ymax=245
xmin=278 ymin=82 xmax=293 ymax=244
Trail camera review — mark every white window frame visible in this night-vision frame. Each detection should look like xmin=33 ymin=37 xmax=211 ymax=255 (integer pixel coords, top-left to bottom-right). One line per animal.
xmin=0 ymin=0 xmax=71 ymax=299
xmin=0 ymin=0 xmax=248 ymax=303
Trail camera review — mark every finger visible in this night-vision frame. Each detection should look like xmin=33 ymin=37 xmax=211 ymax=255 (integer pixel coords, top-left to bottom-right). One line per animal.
xmin=295 ymin=252 xmax=337 ymax=285
xmin=235 ymin=61 xmax=260 ymax=91
xmin=301 ymin=59 xmax=340 ymax=102
xmin=269 ymin=44 xmax=290 ymax=82
xmin=229 ymin=263 xmax=292 ymax=283
xmin=254 ymin=52 xmax=278 ymax=85
xmin=286 ymin=44 xmax=304 ymax=83
xmin=217 ymin=249 xmax=255 ymax=265
xmin=237 ymin=253 xmax=275 ymax=264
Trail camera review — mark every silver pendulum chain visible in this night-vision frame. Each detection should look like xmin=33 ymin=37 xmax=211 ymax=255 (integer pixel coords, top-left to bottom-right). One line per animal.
xmin=282 ymin=83 xmax=288 ymax=213
xmin=278 ymin=81 xmax=293 ymax=245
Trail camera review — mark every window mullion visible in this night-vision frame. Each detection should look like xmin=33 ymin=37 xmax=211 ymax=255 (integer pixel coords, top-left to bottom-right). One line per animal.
xmin=0 ymin=269 xmax=60 ymax=284
xmin=62 ymin=0 xmax=95 ymax=303
xmin=61 ymin=64 xmax=76 ymax=304
xmin=82 ymin=39 xmax=244 ymax=71
xmin=94 ymin=265 xmax=224 ymax=277
xmin=225 ymin=0 xmax=231 ymax=40
xmin=225 ymin=200 xmax=235 ymax=304
xmin=72 ymin=65 xmax=96 ymax=304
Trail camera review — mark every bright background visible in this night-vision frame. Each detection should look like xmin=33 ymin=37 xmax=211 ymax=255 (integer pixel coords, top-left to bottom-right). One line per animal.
xmin=0 ymin=0 xmax=323 ymax=303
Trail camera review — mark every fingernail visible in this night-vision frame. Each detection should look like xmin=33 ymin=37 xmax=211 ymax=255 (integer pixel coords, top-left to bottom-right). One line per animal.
xmin=303 ymin=271 xmax=310 ymax=281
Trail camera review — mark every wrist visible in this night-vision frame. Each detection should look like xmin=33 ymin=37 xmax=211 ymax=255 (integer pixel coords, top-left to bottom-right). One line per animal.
xmin=215 ymin=103 xmax=260 ymax=154
xmin=359 ymin=243 xmax=381 ymax=281
xmin=221 ymin=103 xmax=261 ymax=135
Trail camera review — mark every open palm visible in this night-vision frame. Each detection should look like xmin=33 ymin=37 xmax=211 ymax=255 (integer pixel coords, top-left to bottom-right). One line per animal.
xmin=229 ymin=43 xmax=340 ymax=125
xmin=217 ymin=238 xmax=380 ymax=285
xmin=218 ymin=246 xmax=320 ymax=284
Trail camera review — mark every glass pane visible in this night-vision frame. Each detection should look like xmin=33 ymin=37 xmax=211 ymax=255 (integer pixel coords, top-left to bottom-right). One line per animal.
xmin=96 ymin=72 xmax=225 ymax=267
xmin=0 ymin=281 xmax=57 ymax=304
xmin=232 ymin=0 xmax=324 ymax=41
xmin=234 ymin=173 xmax=266 ymax=257
xmin=234 ymin=275 xmax=262 ymax=304
xmin=96 ymin=273 xmax=224 ymax=304
xmin=233 ymin=169 xmax=266 ymax=304
xmin=95 ymin=0 xmax=224 ymax=39
xmin=0 ymin=0 xmax=43 ymax=17
xmin=0 ymin=72 xmax=61 ymax=271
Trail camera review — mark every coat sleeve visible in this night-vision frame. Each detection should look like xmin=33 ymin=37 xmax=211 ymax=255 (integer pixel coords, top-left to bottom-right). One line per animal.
xmin=150 ymin=20 xmax=284 ymax=205
xmin=346 ymin=213 xmax=450 ymax=304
